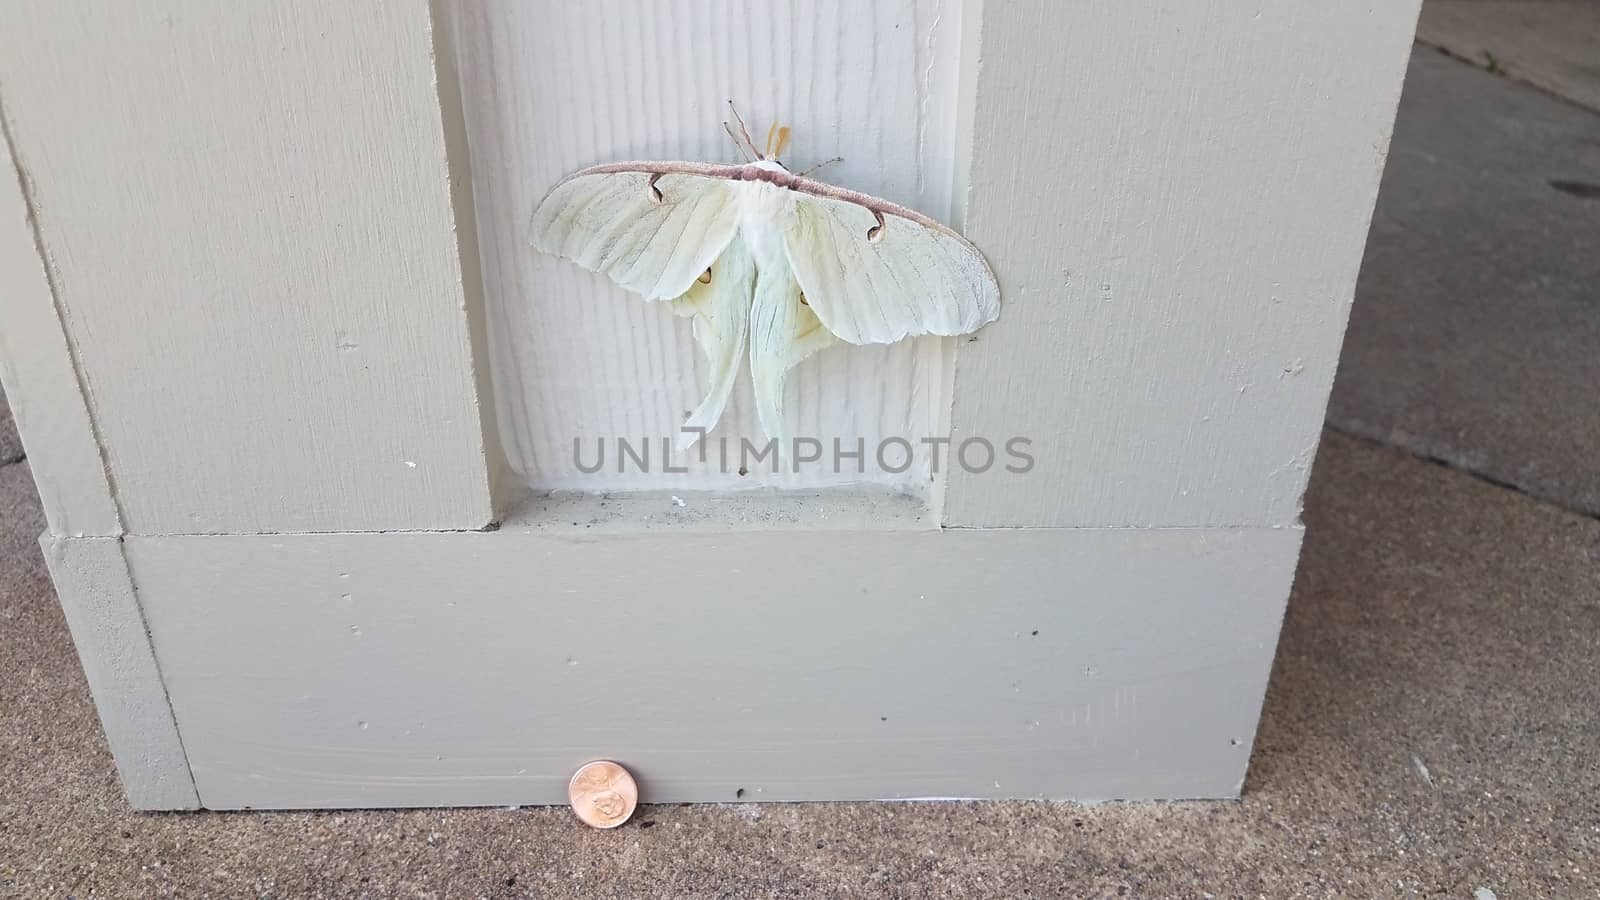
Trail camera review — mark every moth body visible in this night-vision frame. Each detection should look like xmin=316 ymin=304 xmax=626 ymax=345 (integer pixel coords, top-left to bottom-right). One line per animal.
xmin=733 ymin=163 xmax=793 ymax=283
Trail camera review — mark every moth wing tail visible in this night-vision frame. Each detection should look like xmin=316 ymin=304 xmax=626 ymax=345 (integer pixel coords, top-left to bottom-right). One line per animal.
xmin=670 ymin=237 xmax=754 ymax=451
xmin=749 ymin=261 xmax=837 ymax=451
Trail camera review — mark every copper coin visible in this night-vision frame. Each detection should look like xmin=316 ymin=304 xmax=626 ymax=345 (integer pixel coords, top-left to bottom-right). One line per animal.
xmin=567 ymin=760 xmax=638 ymax=829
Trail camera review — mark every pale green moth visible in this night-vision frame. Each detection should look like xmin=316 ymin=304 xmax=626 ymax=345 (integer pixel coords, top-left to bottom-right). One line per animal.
xmin=529 ymin=106 xmax=1001 ymax=450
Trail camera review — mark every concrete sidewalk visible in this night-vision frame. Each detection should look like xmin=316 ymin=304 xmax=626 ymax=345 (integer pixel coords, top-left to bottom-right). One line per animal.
xmin=1418 ymin=0 xmax=1600 ymax=112
xmin=2 ymin=38 xmax=1597 ymax=900
xmin=1329 ymin=46 xmax=1600 ymax=519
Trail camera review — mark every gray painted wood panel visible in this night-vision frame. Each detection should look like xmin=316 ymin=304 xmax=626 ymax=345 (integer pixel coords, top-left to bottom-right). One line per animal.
xmin=42 ymin=537 xmax=197 ymax=809
xmin=0 ymin=1 xmax=498 ymax=534
xmin=0 ymin=105 xmax=120 ymax=537
xmin=0 ymin=1 xmax=1424 ymax=812
xmin=127 ymin=525 xmax=1300 ymax=809
xmin=944 ymin=0 xmax=1422 ymax=528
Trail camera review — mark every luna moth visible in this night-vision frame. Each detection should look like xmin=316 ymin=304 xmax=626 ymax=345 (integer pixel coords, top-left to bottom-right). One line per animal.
xmin=529 ymin=104 xmax=1001 ymax=450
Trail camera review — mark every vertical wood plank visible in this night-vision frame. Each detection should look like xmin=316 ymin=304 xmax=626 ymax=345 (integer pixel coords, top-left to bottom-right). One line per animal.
xmin=0 ymin=104 xmax=121 ymax=537
xmin=944 ymin=1 xmax=1422 ymax=528
xmin=449 ymin=0 xmax=965 ymax=494
xmin=0 ymin=0 xmax=498 ymax=534
xmin=429 ymin=0 xmax=520 ymax=518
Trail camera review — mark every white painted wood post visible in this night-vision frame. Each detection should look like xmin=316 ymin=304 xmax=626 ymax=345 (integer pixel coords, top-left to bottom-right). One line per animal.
xmin=0 ymin=0 xmax=1420 ymax=809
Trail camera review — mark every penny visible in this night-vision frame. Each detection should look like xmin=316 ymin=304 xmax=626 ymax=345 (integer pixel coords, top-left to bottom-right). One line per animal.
xmin=567 ymin=760 xmax=638 ymax=829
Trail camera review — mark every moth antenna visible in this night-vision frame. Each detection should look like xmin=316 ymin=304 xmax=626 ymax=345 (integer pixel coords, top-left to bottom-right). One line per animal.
xmin=765 ymin=121 xmax=778 ymax=159
xmin=728 ymin=100 xmax=761 ymax=159
xmin=796 ymin=156 xmax=843 ymax=178
xmin=723 ymin=121 xmax=753 ymax=162
xmin=772 ymin=125 xmax=792 ymax=160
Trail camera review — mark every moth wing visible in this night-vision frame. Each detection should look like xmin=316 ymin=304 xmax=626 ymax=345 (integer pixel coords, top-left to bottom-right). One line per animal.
xmin=782 ymin=189 xmax=1000 ymax=345
xmin=530 ymin=167 xmax=742 ymax=302
xmin=669 ymin=236 xmax=756 ymax=449
xmin=748 ymin=261 xmax=838 ymax=445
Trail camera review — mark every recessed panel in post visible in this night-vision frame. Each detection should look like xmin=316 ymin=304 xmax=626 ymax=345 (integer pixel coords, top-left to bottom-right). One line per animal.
xmin=448 ymin=1 xmax=965 ymax=496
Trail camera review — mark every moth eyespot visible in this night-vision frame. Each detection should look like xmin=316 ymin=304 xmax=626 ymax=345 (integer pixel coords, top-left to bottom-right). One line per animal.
xmin=697 ymin=268 xmax=713 ymax=284
xmin=867 ymin=210 xmax=887 ymax=243
xmin=648 ymin=173 xmax=664 ymax=203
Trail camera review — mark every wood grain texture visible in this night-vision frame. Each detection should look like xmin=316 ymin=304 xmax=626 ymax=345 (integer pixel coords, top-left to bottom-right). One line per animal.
xmin=0 ymin=0 xmax=498 ymax=534
xmin=447 ymin=0 xmax=964 ymax=495
xmin=127 ymin=524 xmax=1300 ymax=808
xmin=41 ymin=537 xmax=198 ymax=809
xmin=429 ymin=0 xmax=521 ymax=521
xmin=0 ymin=105 xmax=121 ymax=537
xmin=944 ymin=0 xmax=1423 ymax=528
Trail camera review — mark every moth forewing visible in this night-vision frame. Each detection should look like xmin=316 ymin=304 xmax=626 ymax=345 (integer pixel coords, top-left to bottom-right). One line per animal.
xmin=782 ymin=190 xmax=1000 ymax=346
xmin=529 ymin=169 xmax=741 ymax=303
